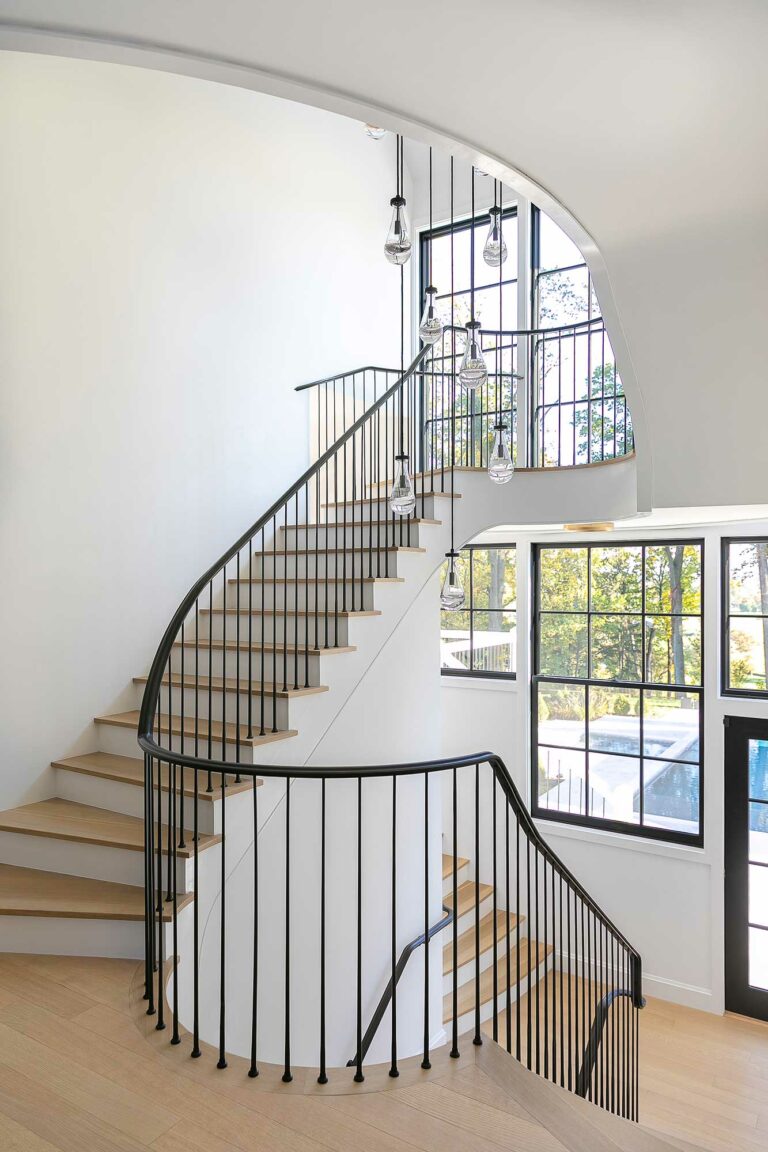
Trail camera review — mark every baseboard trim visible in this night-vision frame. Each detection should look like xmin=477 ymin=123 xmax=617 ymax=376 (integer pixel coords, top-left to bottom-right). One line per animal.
xmin=642 ymin=971 xmax=719 ymax=1014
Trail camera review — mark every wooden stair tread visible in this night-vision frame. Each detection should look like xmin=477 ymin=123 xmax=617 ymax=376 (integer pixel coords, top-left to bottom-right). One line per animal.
xmin=95 ymin=709 xmax=297 ymax=748
xmin=202 ymin=608 xmax=381 ymax=619
xmin=250 ymin=546 xmax=426 ymax=556
xmin=0 ymin=863 xmax=189 ymax=921
xmin=280 ymin=518 xmax=441 ymax=529
xmin=443 ymin=939 xmax=553 ymax=1022
xmin=443 ymin=908 xmax=523 ymax=976
xmin=227 ymin=576 xmax=404 ymax=585
xmin=0 ymin=798 xmax=219 ymax=857
xmin=173 ymin=638 xmax=356 ymax=654
xmin=322 ymin=492 xmax=461 ymax=507
xmin=52 ymin=752 xmax=257 ymax=799
xmin=442 ymin=852 xmax=469 ymax=880
xmin=133 ymin=673 xmax=329 ymax=699
xmin=443 ymin=879 xmax=494 ymax=919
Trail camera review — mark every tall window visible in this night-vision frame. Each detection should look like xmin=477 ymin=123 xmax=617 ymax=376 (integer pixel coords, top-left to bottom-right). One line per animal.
xmin=532 ymin=541 xmax=704 ymax=845
xmin=532 ymin=207 xmax=598 ymax=327
xmin=440 ymin=544 xmax=516 ymax=678
xmin=723 ymin=538 xmax=768 ymax=696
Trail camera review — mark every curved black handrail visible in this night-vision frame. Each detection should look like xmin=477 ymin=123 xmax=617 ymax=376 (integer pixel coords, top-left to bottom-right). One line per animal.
xmin=575 ymin=987 xmax=645 ymax=1098
xmin=137 ymin=344 xmax=431 ymax=751
xmin=294 ymin=365 xmax=397 ymax=392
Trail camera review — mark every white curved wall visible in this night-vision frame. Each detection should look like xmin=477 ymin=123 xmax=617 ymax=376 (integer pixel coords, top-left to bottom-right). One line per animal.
xmin=0 ymin=52 xmax=407 ymax=809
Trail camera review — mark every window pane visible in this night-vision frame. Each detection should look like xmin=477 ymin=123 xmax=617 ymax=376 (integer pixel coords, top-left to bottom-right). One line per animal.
xmin=643 ymin=690 xmax=699 ymax=763
xmin=749 ymin=864 xmax=768 ymax=929
xmin=440 ymin=610 xmax=471 ymax=671
xmin=643 ymin=762 xmax=700 ymax=836
xmin=590 ymin=547 xmax=642 ymax=612
xmin=588 ymin=755 xmax=640 ymax=825
xmin=472 ymin=548 xmax=516 ymax=610
xmin=645 ymin=545 xmax=701 ymax=614
xmin=538 ymin=748 xmax=586 ymax=816
xmin=729 ymin=618 xmax=768 ymax=692
xmin=749 ymin=927 xmax=768 ymax=991
xmin=471 ymin=611 xmax=515 ymax=674
xmin=539 ymin=613 xmax=588 ymax=677
xmin=588 ymin=687 xmax=640 ymax=755
xmin=539 ymin=548 xmax=587 ymax=611
xmin=750 ymin=803 xmax=768 ymax=863
xmin=590 ymin=614 xmax=643 ymax=681
xmin=645 ymin=616 xmax=701 ymax=685
xmin=729 ymin=541 xmax=768 ymax=615
xmin=749 ymin=740 xmax=768 ymax=801
xmin=538 ymin=683 xmax=586 ymax=749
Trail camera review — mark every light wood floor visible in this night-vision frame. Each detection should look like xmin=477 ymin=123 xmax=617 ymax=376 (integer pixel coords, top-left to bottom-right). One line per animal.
xmin=0 ymin=952 xmax=761 ymax=1152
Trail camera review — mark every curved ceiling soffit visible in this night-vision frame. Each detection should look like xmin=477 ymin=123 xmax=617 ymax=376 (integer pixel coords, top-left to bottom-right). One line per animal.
xmin=0 ymin=18 xmax=652 ymax=513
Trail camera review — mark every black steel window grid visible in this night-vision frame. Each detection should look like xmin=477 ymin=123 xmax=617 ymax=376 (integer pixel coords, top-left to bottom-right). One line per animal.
xmin=722 ymin=537 xmax=768 ymax=699
xmin=531 ymin=540 xmax=704 ymax=846
xmin=440 ymin=543 xmax=516 ymax=680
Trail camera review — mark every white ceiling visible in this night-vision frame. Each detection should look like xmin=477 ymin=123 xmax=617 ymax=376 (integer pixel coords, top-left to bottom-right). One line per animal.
xmin=1 ymin=0 xmax=766 ymax=512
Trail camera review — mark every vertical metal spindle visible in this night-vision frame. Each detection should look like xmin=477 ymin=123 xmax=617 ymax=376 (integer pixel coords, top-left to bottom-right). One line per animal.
xmin=354 ymin=777 xmax=364 ymax=1082
xmin=191 ymin=764 xmax=200 ymax=1057
xmin=450 ymin=766 xmax=459 ymax=1059
xmin=474 ymin=762 xmax=481 ymax=1047
xmin=318 ymin=778 xmax=328 ymax=1084
xmin=155 ymin=751 xmax=165 ymax=1032
xmin=492 ymin=770 xmax=498 ymax=1044
xmin=249 ymin=775 xmax=259 ymax=1077
xmin=217 ymin=765 xmax=227 ymax=1069
xmin=171 ymin=761 xmax=180 ymax=1045
xmin=389 ymin=774 xmax=399 ymax=1078
xmin=283 ymin=778 xmax=292 ymax=1082
xmin=422 ymin=770 xmax=431 ymax=1069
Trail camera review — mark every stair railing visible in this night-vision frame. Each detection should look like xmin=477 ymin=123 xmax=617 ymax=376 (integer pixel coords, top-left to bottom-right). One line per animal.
xmin=138 ymin=746 xmax=644 ymax=1118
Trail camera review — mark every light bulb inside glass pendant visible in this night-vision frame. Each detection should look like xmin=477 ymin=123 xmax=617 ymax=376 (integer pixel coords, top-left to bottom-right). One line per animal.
xmin=384 ymin=195 xmax=412 ymax=265
xmin=365 ymin=124 xmax=386 ymax=139
xmin=483 ymin=206 xmax=507 ymax=267
xmin=390 ymin=454 xmax=416 ymax=516
xmin=458 ymin=322 xmax=488 ymax=390
xmin=441 ymin=552 xmax=466 ymax=610
xmin=418 ymin=286 xmax=443 ymax=346
xmin=488 ymin=422 xmax=515 ymax=484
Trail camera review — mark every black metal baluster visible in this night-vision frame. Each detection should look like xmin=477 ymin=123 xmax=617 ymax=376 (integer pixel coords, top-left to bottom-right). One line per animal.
xmin=249 ymin=774 xmax=259 ymax=1077
xmin=535 ymin=847 xmax=540 ymax=1075
xmin=207 ymin=579 xmax=213 ymax=788
xmin=450 ymin=766 xmax=459 ymax=1059
xmin=559 ymin=872 xmax=564 ymax=1087
xmin=354 ymin=776 xmax=364 ymax=1082
xmin=217 ymin=764 xmax=227 ymax=1069
xmin=191 ymin=764 xmax=200 ymax=1057
xmin=171 ymin=761 xmax=180 ymax=1045
xmin=318 ymin=778 xmax=328 ymax=1084
xmin=474 ymin=762 xmax=481 ymax=1047
xmin=526 ymin=835 xmax=532 ymax=1069
xmin=155 ymin=746 xmax=165 ymax=1032
xmin=492 ymin=770 xmax=498 ymax=1044
xmin=389 ymin=774 xmax=399 ymax=1078
xmin=543 ymin=855 xmax=548 ymax=1081
xmin=283 ymin=778 xmax=292 ymax=1082
xmin=505 ymin=777 xmax=511 ymax=1053
xmin=144 ymin=752 xmax=153 ymax=1008
xmin=422 ymin=770 xmax=431 ymax=1069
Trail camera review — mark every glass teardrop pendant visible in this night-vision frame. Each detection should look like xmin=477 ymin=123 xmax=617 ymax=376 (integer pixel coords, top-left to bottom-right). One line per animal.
xmin=390 ymin=454 xmax=416 ymax=516
xmin=418 ymin=286 xmax=443 ymax=346
xmin=488 ymin=422 xmax=514 ymax=484
xmin=440 ymin=551 xmax=466 ymax=609
xmin=365 ymin=124 xmax=386 ymax=139
xmin=458 ymin=321 xmax=488 ymax=390
xmin=384 ymin=195 xmax=412 ymax=265
xmin=483 ymin=206 xmax=507 ymax=267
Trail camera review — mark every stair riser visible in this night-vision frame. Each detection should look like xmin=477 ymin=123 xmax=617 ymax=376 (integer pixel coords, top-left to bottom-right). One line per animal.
xmin=202 ymin=613 xmax=351 ymax=647
xmin=0 ymin=915 xmax=151 ymax=959
xmin=0 ymin=829 xmax=199 ymax=893
xmin=137 ymin=683 xmax=291 ymax=732
xmin=443 ymin=930 xmax=512 ymax=993
xmin=95 ymin=719 xmax=260 ymax=764
xmin=279 ymin=523 xmax=426 ymax=549
xmin=225 ymin=582 xmax=377 ymax=612
xmin=448 ymin=953 xmax=555 ymax=1038
xmin=454 ymin=892 xmax=495 ymax=938
xmin=169 ymin=646 xmax=325 ymax=684
xmin=250 ymin=552 xmax=402 ymax=579
xmin=441 ymin=862 xmax=470 ymax=896
xmin=54 ymin=769 xmax=218 ymax=836
xmin=323 ymin=497 xmax=446 ymax=522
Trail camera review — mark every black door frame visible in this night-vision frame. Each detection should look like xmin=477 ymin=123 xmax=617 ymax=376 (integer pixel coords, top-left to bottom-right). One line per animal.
xmin=724 ymin=714 xmax=768 ymax=1019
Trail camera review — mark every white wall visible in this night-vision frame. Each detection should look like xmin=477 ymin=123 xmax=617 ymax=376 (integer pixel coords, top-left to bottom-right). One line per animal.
xmin=0 ymin=52 xmax=407 ymax=809
xmin=440 ymin=517 xmax=768 ymax=1015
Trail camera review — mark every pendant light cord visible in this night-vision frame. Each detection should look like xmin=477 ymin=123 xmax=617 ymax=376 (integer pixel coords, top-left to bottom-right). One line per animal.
xmin=498 ymin=179 xmax=503 ymax=427
xmin=470 ymin=166 xmax=475 ymax=324
xmin=398 ymin=135 xmax=405 ymax=458
xmin=450 ymin=156 xmax=456 ymax=553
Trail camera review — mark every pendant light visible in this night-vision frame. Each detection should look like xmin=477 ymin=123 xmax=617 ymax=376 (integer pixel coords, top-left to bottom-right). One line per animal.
xmin=365 ymin=124 xmax=386 ymax=139
xmin=441 ymin=156 xmax=466 ymax=611
xmin=458 ymin=167 xmax=488 ymax=391
xmin=384 ymin=135 xmax=411 ymax=265
xmin=488 ymin=180 xmax=514 ymax=484
xmin=483 ymin=180 xmax=507 ymax=267
xmin=390 ymin=151 xmax=415 ymax=517
xmin=418 ymin=149 xmax=443 ymax=346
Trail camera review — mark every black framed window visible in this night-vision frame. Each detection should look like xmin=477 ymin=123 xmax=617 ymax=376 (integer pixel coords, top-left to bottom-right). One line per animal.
xmin=532 ymin=541 xmax=704 ymax=845
xmin=440 ymin=544 xmax=516 ymax=679
xmin=723 ymin=538 xmax=768 ymax=697
xmin=531 ymin=206 xmax=598 ymax=327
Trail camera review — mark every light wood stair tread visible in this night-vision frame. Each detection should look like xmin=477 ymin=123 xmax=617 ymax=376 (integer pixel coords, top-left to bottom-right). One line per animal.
xmin=442 ymin=852 xmax=470 ymax=879
xmin=443 ymin=879 xmax=494 ymax=919
xmin=280 ymin=517 xmax=441 ymax=529
xmin=322 ymin=492 xmax=461 ymax=507
xmin=133 ymin=673 xmax=329 ymax=698
xmin=201 ymin=608 xmax=381 ymax=618
xmin=0 ymin=798 xmax=219 ymax=857
xmin=443 ymin=908 xmax=523 ymax=976
xmin=52 ymin=752 xmax=257 ymax=798
xmin=443 ymin=939 xmax=553 ymax=1022
xmin=95 ymin=709 xmax=298 ymax=748
xmin=249 ymin=546 xmax=426 ymax=556
xmin=0 ymin=863 xmax=190 ymax=921
xmin=227 ymin=576 xmax=404 ymax=585
xmin=173 ymin=638 xmax=356 ymax=654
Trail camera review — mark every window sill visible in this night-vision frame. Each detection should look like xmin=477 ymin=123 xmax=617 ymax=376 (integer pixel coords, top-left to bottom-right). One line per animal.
xmin=441 ymin=675 xmax=517 ymax=693
xmin=533 ymin=813 xmax=709 ymax=862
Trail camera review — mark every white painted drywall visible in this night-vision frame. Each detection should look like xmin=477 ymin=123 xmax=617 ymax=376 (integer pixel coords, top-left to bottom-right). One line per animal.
xmin=0 ymin=52 xmax=407 ymax=809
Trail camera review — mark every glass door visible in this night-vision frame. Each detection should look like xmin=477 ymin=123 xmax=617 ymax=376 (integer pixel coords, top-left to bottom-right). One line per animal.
xmin=725 ymin=716 xmax=768 ymax=1018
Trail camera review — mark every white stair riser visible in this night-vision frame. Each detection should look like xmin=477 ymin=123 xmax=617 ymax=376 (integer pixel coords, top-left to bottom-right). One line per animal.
xmin=450 ymin=954 xmax=555 ymax=1038
xmin=96 ymin=720 xmax=257 ymax=764
xmin=168 ymin=646 xmax=326 ymax=684
xmin=0 ymin=915 xmax=146 ymax=958
xmin=202 ymin=613 xmax=351 ymax=647
xmin=137 ymin=683 xmax=291 ymax=732
xmin=279 ymin=524 xmax=426 ymax=549
xmin=454 ymin=891 xmax=495 ymax=938
xmin=225 ymin=582 xmax=377 ymax=612
xmin=0 ymin=828 xmax=200 ymax=892
xmin=250 ymin=552 xmax=402 ymax=580
xmin=54 ymin=768 xmax=218 ymax=836
xmin=323 ymin=497 xmax=444 ymax=523
xmin=442 ymin=929 xmax=512 ymax=994
xmin=441 ymin=862 xmax=470 ymax=896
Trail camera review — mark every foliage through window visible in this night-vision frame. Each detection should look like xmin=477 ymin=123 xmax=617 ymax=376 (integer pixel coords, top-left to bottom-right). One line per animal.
xmin=723 ymin=538 xmax=768 ymax=696
xmin=532 ymin=541 xmax=704 ymax=845
xmin=440 ymin=545 xmax=516 ymax=678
